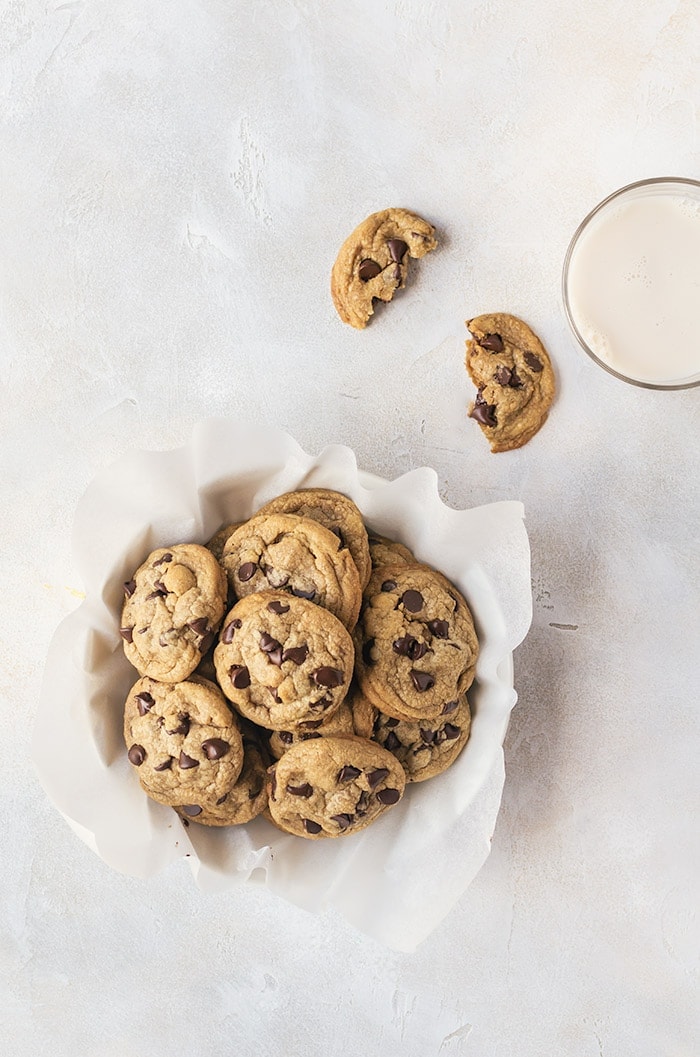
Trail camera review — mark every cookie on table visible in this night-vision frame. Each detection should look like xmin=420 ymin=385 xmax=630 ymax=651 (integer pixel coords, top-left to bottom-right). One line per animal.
xmin=221 ymin=513 xmax=362 ymax=630
xmin=331 ymin=208 xmax=438 ymax=329
xmin=256 ymin=488 xmax=372 ymax=590
xmin=213 ymin=591 xmax=355 ymax=731
xmin=120 ymin=544 xmax=227 ymax=682
xmin=268 ymin=685 xmax=374 ymax=759
xmin=205 ymin=522 xmax=244 ymax=563
xmin=123 ymin=675 xmax=244 ymax=807
xmin=367 ymin=532 xmax=416 ymax=573
xmin=354 ymin=564 xmax=479 ymax=722
xmin=174 ymin=736 xmax=269 ymax=827
xmin=362 ymin=694 xmax=471 ymax=783
xmin=266 ymin=736 xmax=406 ymax=839
xmin=465 ymin=312 xmax=555 ymax=452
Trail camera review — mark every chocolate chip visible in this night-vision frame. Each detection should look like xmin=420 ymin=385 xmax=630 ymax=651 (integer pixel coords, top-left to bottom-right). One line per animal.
xmin=355 ymin=790 xmax=371 ymax=816
xmin=381 ymin=580 xmax=397 ymax=592
xmin=260 ymin=633 xmax=284 ymax=667
xmin=428 ymin=619 xmax=449 ymax=638
xmin=410 ymin=670 xmax=435 ymax=692
xmin=123 ymin=579 xmax=137 ymax=598
xmin=135 ymin=691 xmax=155 ymax=715
xmin=179 ymin=751 xmax=198 ymax=769
xmin=268 ymin=687 xmax=282 ymax=703
xmin=147 ymin=580 xmax=169 ymax=599
xmin=267 ymin=600 xmax=290 ymax=614
xmin=153 ymin=758 xmax=172 ymax=771
xmin=222 ymin=618 xmax=242 ymax=644
xmin=358 ymin=258 xmax=381 ymax=282
xmin=392 ymin=635 xmax=427 ymax=660
xmin=278 ymin=731 xmax=294 ymax=744
xmin=420 ymin=728 xmax=435 ymax=744
xmin=181 ymin=804 xmax=202 ymax=816
xmin=287 ymin=782 xmax=313 ymax=797
xmin=470 ymin=390 xmax=498 ymax=427
xmin=300 ymin=732 xmax=322 ymax=740
xmin=198 ymin=631 xmax=215 ymax=654
xmin=362 ymin=637 xmax=376 ymax=665
xmin=248 ymin=784 xmax=263 ymax=800
xmin=443 ymin=723 xmax=461 ymax=740
xmin=216 ymin=794 xmax=228 ymax=805
xmin=238 ymin=562 xmax=257 ymax=582
xmin=127 ymin=744 xmax=146 ymax=766
xmin=153 ymin=553 xmax=173 ymax=566
xmin=188 ymin=617 xmax=209 ymax=636
xmin=119 ymin=626 xmax=134 ymax=643
xmin=291 ymin=586 xmax=315 ymax=600
xmin=384 ymin=717 xmax=400 ymax=728
xmin=376 ymin=788 xmax=400 ymax=805
xmin=524 ymin=351 xmax=543 ymax=372
xmin=384 ymin=731 xmax=401 ymax=751
xmin=367 ymin=767 xmax=390 ymax=790
xmin=229 ymin=665 xmax=251 ymax=689
xmin=441 ymin=699 xmax=459 ymax=714
xmin=302 ymin=818 xmax=322 ymax=834
xmin=166 ymin=715 xmax=190 ymax=736
xmin=478 ymin=332 xmax=504 ymax=352
xmin=282 ymin=645 xmax=308 ymax=665
xmin=387 ymin=237 xmax=408 ymax=263
xmin=401 ymin=589 xmax=424 ymax=612
xmin=331 ymin=813 xmax=353 ymax=831
xmin=338 ymin=765 xmax=361 ymax=783
xmin=201 ymin=738 xmax=230 ymax=760
xmin=312 ymin=667 xmax=344 ymax=688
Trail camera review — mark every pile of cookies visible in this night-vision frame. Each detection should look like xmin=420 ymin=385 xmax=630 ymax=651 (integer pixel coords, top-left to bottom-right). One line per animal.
xmin=121 ymin=489 xmax=479 ymax=840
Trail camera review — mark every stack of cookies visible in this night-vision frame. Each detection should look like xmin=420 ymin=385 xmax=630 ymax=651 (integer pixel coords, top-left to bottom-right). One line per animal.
xmin=120 ymin=489 xmax=479 ymax=840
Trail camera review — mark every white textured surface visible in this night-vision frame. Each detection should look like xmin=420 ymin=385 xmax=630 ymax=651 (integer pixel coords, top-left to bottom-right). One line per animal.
xmin=1 ymin=1 xmax=698 ymax=1054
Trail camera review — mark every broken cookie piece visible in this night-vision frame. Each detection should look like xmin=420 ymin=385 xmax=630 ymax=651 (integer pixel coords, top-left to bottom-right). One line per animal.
xmin=465 ymin=313 xmax=556 ymax=452
xmin=331 ymin=208 xmax=437 ymax=329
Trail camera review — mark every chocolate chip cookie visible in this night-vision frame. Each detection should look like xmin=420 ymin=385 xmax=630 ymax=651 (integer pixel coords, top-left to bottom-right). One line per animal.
xmin=356 ymin=692 xmax=471 ymax=783
xmin=120 ymin=544 xmax=227 ymax=682
xmin=256 ymin=489 xmax=372 ymax=590
xmin=174 ymin=737 xmax=268 ymax=827
xmin=331 ymin=208 xmax=438 ymax=329
xmin=367 ymin=533 xmax=416 ymax=574
xmin=354 ymin=564 xmax=479 ymax=722
xmin=221 ymin=513 xmax=362 ymax=630
xmin=213 ymin=591 xmax=355 ymax=731
xmin=206 ymin=522 xmax=244 ymax=563
xmin=123 ymin=675 xmax=244 ymax=807
xmin=268 ymin=685 xmax=374 ymax=760
xmin=266 ymin=736 xmax=406 ymax=839
xmin=465 ymin=312 xmax=555 ymax=452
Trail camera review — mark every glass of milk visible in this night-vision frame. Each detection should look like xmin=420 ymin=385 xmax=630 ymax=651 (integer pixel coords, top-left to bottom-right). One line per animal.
xmin=562 ymin=177 xmax=700 ymax=389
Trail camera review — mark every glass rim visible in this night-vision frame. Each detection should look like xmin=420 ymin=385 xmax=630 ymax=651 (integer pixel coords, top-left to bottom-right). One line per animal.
xmin=561 ymin=176 xmax=700 ymax=391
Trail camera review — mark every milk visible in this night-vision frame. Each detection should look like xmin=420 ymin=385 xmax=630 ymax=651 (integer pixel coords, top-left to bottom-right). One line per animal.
xmin=565 ymin=190 xmax=700 ymax=386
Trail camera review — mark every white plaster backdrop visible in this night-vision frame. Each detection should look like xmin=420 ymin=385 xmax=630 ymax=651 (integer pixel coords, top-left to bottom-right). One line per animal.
xmin=1 ymin=1 xmax=698 ymax=1055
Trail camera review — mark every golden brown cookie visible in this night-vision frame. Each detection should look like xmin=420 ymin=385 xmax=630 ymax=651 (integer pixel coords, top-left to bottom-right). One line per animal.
xmin=256 ymin=489 xmax=372 ymax=590
xmin=331 ymin=208 xmax=437 ymax=329
xmin=367 ymin=532 xmax=416 ymax=574
xmin=120 ymin=544 xmax=227 ymax=682
xmin=354 ymin=564 xmax=479 ymax=722
xmin=465 ymin=313 xmax=555 ymax=452
xmin=367 ymin=695 xmax=471 ymax=783
xmin=173 ymin=737 xmax=269 ymax=827
xmin=205 ymin=522 xmax=244 ymax=563
xmin=123 ymin=675 xmax=244 ymax=807
xmin=268 ymin=684 xmax=374 ymax=759
xmin=266 ymin=735 xmax=406 ymax=839
xmin=213 ymin=591 xmax=355 ymax=731
xmin=221 ymin=513 xmax=362 ymax=630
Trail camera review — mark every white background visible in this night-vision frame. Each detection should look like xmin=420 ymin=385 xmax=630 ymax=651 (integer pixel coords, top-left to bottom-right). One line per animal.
xmin=1 ymin=1 xmax=698 ymax=1054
